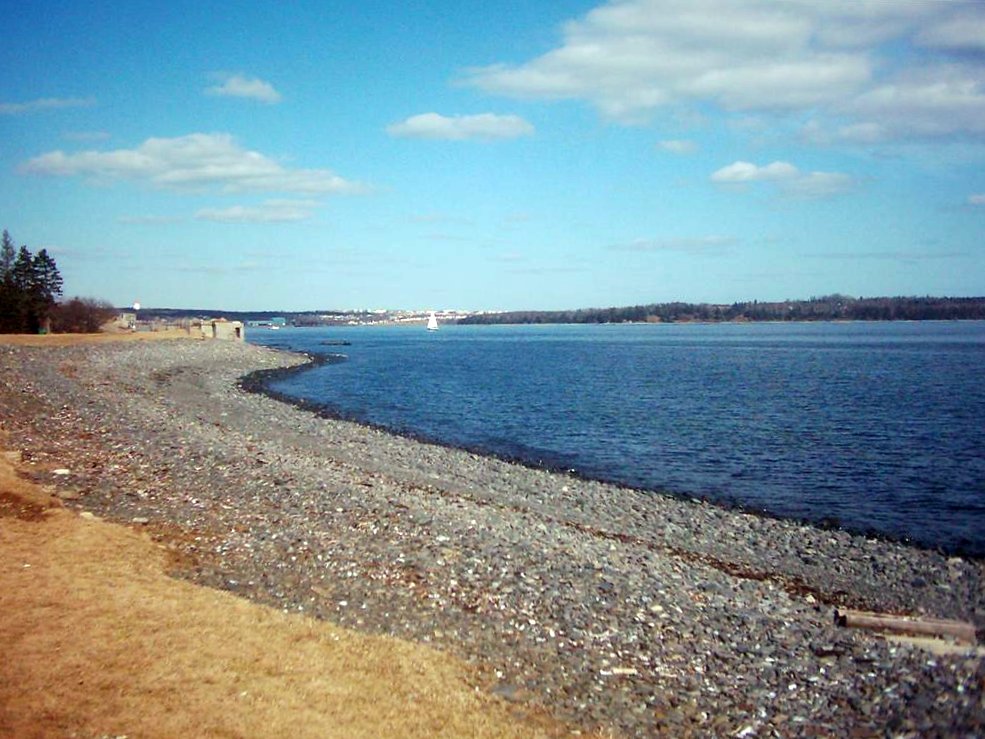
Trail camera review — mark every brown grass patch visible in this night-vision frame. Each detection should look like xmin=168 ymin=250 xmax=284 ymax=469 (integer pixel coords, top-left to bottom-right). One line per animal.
xmin=0 ymin=446 xmax=564 ymax=738
xmin=0 ymin=328 xmax=195 ymax=346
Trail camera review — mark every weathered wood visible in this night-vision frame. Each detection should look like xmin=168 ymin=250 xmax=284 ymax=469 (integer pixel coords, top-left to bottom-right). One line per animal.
xmin=835 ymin=608 xmax=978 ymax=645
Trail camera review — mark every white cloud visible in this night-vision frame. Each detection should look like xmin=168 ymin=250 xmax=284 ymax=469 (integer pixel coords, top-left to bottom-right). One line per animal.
xmin=196 ymin=200 xmax=320 ymax=223
xmin=800 ymin=120 xmax=887 ymax=145
xmin=463 ymin=0 xmax=985 ymax=140
xmin=206 ymin=74 xmax=282 ymax=103
xmin=0 ymin=97 xmax=95 ymax=114
xmin=782 ymin=171 xmax=856 ymax=199
xmin=711 ymin=160 xmax=799 ymax=183
xmin=788 ymin=1 xmax=945 ymax=48
xmin=969 ymin=194 xmax=985 ymax=206
xmin=465 ymin=0 xmax=873 ymax=121
xmin=656 ymin=139 xmax=697 ymax=154
xmin=711 ymin=160 xmax=855 ymax=198
xmin=843 ymin=65 xmax=985 ymax=139
xmin=917 ymin=11 xmax=985 ymax=51
xmin=386 ymin=113 xmax=534 ymax=141
xmin=22 ymin=133 xmax=363 ymax=194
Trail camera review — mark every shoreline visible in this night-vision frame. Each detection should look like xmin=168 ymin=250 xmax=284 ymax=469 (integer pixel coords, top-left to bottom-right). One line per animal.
xmin=242 ymin=345 xmax=983 ymax=560
xmin=1 ymin=337 xmax=982 ymax=735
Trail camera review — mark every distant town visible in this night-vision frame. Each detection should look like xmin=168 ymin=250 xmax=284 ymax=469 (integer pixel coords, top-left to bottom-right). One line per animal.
xmin=127 ymin=307 xmax=485 ymax=328
xmin=129 ymin=295 xmax=985 ymax=328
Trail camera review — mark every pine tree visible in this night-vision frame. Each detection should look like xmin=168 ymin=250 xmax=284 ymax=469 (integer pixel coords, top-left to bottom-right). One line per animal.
xmin=30 ymin=248 xmax=62 ymax=332
xmin=0 ymin=231 xmax=16 ymax=331
xmin=0 ymin=243 xmax=63 ymax=332
xmin=7 ymin=246 xmax=36 ymax=331
xmin=32 ymin=249 xmax=63 ymax=304
xmin=11 ymin=246 xmax=34 ymax=291
xmin=0 ymin=230 xmax=15 ymax=283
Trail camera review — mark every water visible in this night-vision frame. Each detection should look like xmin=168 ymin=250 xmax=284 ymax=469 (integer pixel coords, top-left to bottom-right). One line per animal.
xmin=249 ymin=322 xmax=985 ymax=556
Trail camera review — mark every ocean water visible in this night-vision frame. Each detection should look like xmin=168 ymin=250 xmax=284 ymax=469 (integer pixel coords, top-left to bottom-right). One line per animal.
xmin=249 ymin=321 xmax=985 ymax=556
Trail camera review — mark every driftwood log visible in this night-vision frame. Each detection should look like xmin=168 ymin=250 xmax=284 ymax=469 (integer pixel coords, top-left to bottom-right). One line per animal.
xmin=834 ymin=608 xmax=978 ymax=646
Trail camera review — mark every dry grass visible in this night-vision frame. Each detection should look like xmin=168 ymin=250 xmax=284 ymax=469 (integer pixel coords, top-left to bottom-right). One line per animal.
xmin=0 ymin=442 xmax=566 ymax=738
xmin=0 ymin=328 xmax=194 ymax=346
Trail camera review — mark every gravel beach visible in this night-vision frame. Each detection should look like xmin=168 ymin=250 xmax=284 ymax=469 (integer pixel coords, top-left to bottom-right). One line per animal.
xmin=2 ymin=338 xmax=982 ymax=737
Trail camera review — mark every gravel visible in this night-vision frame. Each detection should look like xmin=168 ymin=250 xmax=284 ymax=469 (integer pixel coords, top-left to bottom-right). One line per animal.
xmin=2 ymin=338 xmax=982 ymax=737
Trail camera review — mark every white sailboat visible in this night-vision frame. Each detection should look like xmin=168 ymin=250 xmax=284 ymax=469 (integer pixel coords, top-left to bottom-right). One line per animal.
xmin=426 ymin=311 xmax=439 ymax=331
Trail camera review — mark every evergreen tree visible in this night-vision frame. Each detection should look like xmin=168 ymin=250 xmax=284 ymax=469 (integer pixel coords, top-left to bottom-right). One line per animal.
xmin=11 ymin=246 xmax=33 ymax=291
xmin=28 ymin=248 xmax=62 ymax=331
xmin=0 ymin=246 xmax=39 ymax=333
xmin=0 ymin=230 xmax=15 ymax=283
xmin=31 ymin=248 xmax=63 ymax=304
xmin=0 ymin=231 xmax=16 ymax=331
xmin=0 ymin=239 xmax=65 ymax=333
xmin=8 ymin=246 xmax=36 ymax=331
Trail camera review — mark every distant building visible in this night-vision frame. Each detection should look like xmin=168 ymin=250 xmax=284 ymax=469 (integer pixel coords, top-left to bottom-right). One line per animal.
xmin=246 ymin=317 xmax=286 ymax=328
xmin=203 ymin=318 xmax=245 ymax=341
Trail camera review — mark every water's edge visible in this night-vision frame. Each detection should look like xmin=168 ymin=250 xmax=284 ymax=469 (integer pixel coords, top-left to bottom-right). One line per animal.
xmin=237 ymin=346 xmax=976 ymax=559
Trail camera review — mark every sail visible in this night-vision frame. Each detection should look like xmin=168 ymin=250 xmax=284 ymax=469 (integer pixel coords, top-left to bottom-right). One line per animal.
xmin=426 ymin=311 xmax=439 ymax=331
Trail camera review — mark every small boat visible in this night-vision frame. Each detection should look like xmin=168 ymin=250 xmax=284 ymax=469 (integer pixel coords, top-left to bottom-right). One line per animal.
xmin=426 ymin=311 xmax=439 ymax=331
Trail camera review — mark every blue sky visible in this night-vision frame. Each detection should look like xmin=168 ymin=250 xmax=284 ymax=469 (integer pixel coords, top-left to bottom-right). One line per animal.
xmin=2 ymin=0 xmax=984 ymax=311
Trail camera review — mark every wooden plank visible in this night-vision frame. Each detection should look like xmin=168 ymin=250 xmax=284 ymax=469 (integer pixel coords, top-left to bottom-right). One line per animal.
xmin=835 ymin=608 xmax=978 ymax=645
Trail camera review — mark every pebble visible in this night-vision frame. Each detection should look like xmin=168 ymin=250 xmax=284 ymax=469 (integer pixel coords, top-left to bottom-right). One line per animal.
xmin=1 ymin=339 xmax=982 ymax=737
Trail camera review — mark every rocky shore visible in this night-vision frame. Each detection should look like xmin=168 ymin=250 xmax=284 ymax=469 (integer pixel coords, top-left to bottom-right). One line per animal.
xmin=1 ymin=338 xmax=982 ymax=736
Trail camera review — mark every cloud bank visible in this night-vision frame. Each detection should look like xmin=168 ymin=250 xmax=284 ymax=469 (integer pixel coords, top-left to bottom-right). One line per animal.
xmin=22 ymin=133 xmax=361 ymax=194
xmin=464 ymin=0 xmax=985 ymax=141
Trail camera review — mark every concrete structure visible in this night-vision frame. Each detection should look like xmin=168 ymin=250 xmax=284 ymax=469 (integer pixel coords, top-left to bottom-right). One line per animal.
xmin=203 ymin=318 xmax=245 ymax=341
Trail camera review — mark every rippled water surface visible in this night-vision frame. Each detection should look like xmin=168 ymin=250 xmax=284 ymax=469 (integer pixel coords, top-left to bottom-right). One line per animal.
xmin=250 ymin=322 xmax=985 ymax=555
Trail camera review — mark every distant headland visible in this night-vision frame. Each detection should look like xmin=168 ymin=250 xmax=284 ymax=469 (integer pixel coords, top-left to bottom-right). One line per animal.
xmin=457 ymin=295 xmax=985 ymax=325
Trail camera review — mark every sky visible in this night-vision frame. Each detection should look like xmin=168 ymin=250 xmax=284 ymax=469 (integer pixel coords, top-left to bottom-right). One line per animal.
xmin=2 ymin=0 xmax=984 ymax=311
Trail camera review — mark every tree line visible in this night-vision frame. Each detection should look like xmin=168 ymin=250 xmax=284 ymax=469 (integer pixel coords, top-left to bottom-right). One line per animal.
xmin=0 ymin=229 xmax=63 ymax=333
xmin=458 ymin=295 xmax=985 ymax=325
xmin=1 ymin=229 xmax=116 ymax=334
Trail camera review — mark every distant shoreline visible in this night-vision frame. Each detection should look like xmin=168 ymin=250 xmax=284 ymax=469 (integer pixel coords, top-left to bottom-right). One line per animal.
xmin=246 ymin=323 xmax=985 ymax=559
xmin=456 ymin=296 xmax=985 ymax=326
xmin=123 ymin=295 xmax=985 ymax=328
